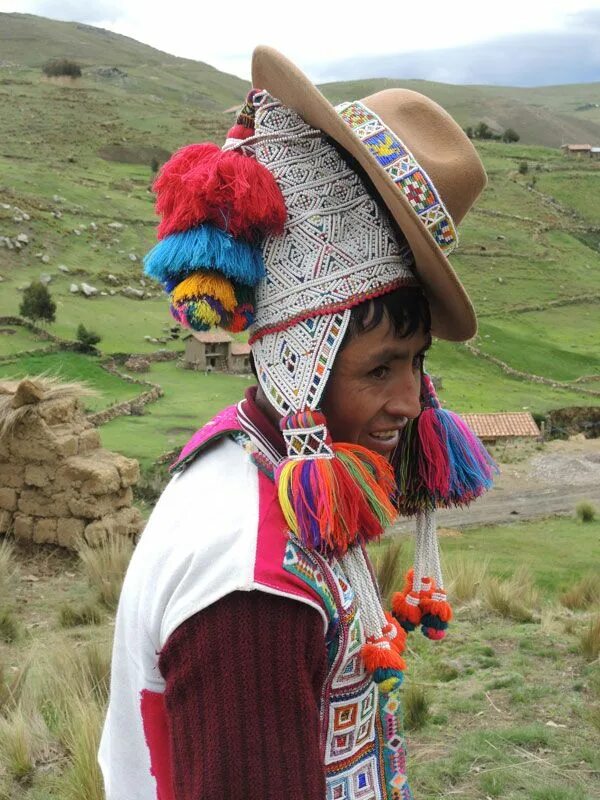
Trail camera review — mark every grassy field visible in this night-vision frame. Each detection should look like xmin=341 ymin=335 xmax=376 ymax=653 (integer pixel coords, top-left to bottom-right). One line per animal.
xmin=0 ymin=515 xmax=598 ymax=800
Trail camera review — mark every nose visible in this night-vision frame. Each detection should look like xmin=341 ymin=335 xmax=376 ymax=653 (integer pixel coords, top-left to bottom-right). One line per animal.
xmin=384 ymin=367 xmax=421 ymax=421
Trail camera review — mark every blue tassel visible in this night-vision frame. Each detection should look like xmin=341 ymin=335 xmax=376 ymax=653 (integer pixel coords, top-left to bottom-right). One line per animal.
xmin=143 ymin=224 xmax=265 ymax=286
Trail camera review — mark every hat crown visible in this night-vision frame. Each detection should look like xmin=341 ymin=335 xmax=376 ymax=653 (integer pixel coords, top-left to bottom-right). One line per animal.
xmin=357 ymin=89 xmax=486 ymax=226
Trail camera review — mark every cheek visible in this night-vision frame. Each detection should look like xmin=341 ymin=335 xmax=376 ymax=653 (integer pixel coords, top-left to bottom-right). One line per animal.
xmin=321 ymin=381 xmax=374 ymax=442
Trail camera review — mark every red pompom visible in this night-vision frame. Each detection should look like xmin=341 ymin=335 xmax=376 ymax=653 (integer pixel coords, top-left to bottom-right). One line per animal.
xmin=153 ymin=143 xmax=286 ymax=241
xmin=361 ymin=640 xmax=406 ymax=673
xmin=384 ymin=612 xmax=407 ymax=654
xmin=392 ymin=590 xmax=422 ymax=625
xmin=227 ymin=124 xmax=255 ymax=140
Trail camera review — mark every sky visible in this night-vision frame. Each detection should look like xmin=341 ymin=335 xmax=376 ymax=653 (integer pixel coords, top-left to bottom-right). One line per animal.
xmin=1 ymin=0 xmax=600 ymax=86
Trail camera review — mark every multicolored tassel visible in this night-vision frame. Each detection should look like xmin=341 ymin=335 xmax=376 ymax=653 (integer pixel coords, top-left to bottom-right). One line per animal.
xmin=394 ymin=372 xmax=497 ymax=515
xmin=169 ymin=273 xmax=256 ymax=333
xmin=275 ymin=410 xmax=397 ymax=555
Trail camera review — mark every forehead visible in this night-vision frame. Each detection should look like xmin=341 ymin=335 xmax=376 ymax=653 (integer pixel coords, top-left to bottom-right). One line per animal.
xmin=339 ymin=316 xmax=431 ymax=367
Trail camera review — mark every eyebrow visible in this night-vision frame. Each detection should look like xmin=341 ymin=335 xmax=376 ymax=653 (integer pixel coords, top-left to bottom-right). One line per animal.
xmin=369 ymin=335 xmax=432 ymax=366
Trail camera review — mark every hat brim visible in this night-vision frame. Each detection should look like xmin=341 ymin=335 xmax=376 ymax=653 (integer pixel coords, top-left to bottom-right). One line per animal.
xmin=252 ymin=45 xmax=478 ymax=342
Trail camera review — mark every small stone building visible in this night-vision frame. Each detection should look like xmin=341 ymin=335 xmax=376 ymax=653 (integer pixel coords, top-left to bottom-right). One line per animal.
xmin=229 ymin=342 xmax=252 ymax=373
xmin=184 ymin=332 xmax=252 ymax=374
xmin=461 ymin=411 xmax=540 ymax=445
xmin=0 ymin=378 xmax=143 ymax=549
xmin=560 ymin=144 xmax=592 ymax=157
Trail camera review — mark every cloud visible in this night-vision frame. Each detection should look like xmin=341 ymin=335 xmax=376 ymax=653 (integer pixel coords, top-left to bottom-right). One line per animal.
xmin=312 ymin=23 xmax=600 ymax=86
xmin=18 ymin=0 xmax=123 ymax=24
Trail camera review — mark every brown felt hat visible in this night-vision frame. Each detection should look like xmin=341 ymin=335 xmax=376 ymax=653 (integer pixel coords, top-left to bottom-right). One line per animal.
xmin=252 ymin=46 xmax=486 ymax=342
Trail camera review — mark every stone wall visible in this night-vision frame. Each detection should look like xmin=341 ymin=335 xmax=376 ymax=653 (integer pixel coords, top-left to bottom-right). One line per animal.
xmin=0 ymin=378 xmax=143 ymax=548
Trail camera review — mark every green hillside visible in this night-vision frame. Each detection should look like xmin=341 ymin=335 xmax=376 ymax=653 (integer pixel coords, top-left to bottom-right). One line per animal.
xmin=0 ymin=13 xmax=599 ymax=465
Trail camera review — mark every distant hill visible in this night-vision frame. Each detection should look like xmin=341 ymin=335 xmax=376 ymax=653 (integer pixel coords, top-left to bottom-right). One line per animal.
xmin=1 ymin=13 xmax=600 ymax=147
xmin=319 ymin=79 xmax=600 ymax=149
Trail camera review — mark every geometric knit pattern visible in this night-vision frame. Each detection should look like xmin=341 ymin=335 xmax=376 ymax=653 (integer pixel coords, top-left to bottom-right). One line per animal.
xmin=252 ymin=310 xmax=350 ymax=415
xmin=336 ymin=101 xmax=458 ymax=255
xmin=250 ymin=94 xmax=417 ymax=340
xmin=284 ymin=538 xmax=413 ymax=800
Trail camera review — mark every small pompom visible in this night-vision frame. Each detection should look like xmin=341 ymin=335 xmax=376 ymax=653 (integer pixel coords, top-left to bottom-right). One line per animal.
xmin=144 ymin=224 xmax=265 ymax=287
xmin=171 ymin=271 xmax=237 ymax=311
xmin=423 ymin=628 xmax=446 ymax=641
xmin=226 ymin=124 xmax=254 ymax=140
xmin=384 ymin=612 xmax=407 ymax=654
xmin=361 ymin=640 xmax=406 ymax=674
xmin=153 ymin=143 xmax=286 ymax=241
xmin=392 ymin=590 xmax=422 ymax=626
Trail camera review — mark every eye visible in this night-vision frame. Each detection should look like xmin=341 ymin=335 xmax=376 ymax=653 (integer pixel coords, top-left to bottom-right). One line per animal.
xmin=369 ymin=364 xmax=390 ymax=380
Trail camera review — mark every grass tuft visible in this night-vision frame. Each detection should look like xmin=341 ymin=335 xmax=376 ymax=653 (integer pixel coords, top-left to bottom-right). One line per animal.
xmin=445 ymin=553 xmax=489 ymax=603
xmin=0 ymin=540 xmax=19 ymax=608
xmin=575 ymin=500 xmax=597 ymax=523
xmin=483 ymin=566 xmax=539 ymax=622
xmin=560 ymin=573 xmax=600 ymax=610
xmin=0 ymin=706 xmax=49 ymax=782
xmin=59 ymin=697 xmax=105 ymax=800
xmin=579 ymin=614 xmax=600 ymax=661
xmin=77 ymin=533 xmax=134 ymax=610
xmin=0 ymin=609 xmax=20 ymax=644
xmin=403 ymin=683 xmax=431 ymax=731
xmin=59 ymin=602 xmax=103 ymax=628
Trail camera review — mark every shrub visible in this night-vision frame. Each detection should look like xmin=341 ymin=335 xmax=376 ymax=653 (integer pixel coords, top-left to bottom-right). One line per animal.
xmin=402 ymin=683 xmax=430 ymax=731
xmin=135 ymin=462 xmax=170 ymax=505
xmin=0 ymin=706 xmax=49 ymax=782
xmin=576 ymin=501 xmax=596 ymax=523
xmin=518 ymin=161 xmax=529 ymax=175
xmin=502 ymin=128 xmax=520 ymax=143
xmin=42 ymin=58 xmax=82 ymax=78
xmin=77 ymin=533 xmax=133 ymax=610
xmin=19 ymin=281 xmax=56 ymax=324
xmin=560 ymin=573 xmax=600 ymax=610
xmin=75 ymin=323 xmax=102 ymax=354
xmin=0 ymin=539 xmax=18 ymax=608
xmin=474 ymin=121 xmax=493 ymax=140
xmin=0 ymin=610 xmax=20 ymax=643
xmin=150 ymin=157 xmax=160 ymax=173
xmin=579 ymin=615 xmax=600 ymax=661
xmin=58 ymin=697 xmax=104 ymax=800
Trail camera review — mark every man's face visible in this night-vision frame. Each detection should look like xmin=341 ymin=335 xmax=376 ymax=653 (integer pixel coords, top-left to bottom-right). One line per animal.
xmin=321 ymin=315 xmax=431 ymax=458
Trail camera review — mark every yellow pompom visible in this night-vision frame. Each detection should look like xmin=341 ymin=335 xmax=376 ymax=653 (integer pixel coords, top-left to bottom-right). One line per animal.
xmin=171 ymin=270 xmax=237 ymax=311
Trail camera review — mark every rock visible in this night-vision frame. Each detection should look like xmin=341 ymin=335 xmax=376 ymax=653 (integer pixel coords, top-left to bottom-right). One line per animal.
xmin=80 ymin=282 xmax=98 ymax=297
xmin=124 ymin=357 xmax=150 ymax=373
xmin=52 ymin=194 xmax=64 ymax=203
xmin=0 ymin=488 xmax=17 ymax=512
xmin=89 ymin=222 xmax=97 ymax=231
xmin=16 ymin=233 xmax=29 ymax=244
xmin=77 ymin=428 xmax=101 ymax=454
xmin=52 ymin=210 xmax=62 ymax=219
xmin=139 ymin=278 xmax=146 ymax=287
xmin=33 ymin=517 xmax=57 ymax=545
xmin=56 ymin=517 xmax=85 ymax=548
xmin=108 ymin=221 xmax=124 ymax=230
xmin=18 ymin=489 xmax=70 ymax=518
xmin=122 ymin=286 xmax=144 ymax=299
xmin=57 ymin=454 xmax=121 ymax=495
xmin=109 ymin=289 xmax=116 ymax=296
xmin=41 ymin=254 xmax=50 ymax=263
xmin=107 ymin=273 xmax=119 ymax=284
xmin=58 ymin=264 xmax=70 ymax=273
xmin=17 ymin=282 xmax=31 ymax=291
xmin=24 ymin=464 xmax=49 ymax=488
xmin=39 ymin=273 xmax=52 ymax=285
xmin=73 ymin=229 xmax=81 ymax=236
xmin=129 ymin=253 xmax=137 ymax=262
xmin=143 ymin=335 xmax=152 ymax=341
xmin=0 ymin=464 xmax=25 ymax=490
xmin=70 ymin=283 xmax=79 ymax=293
xmin=68 ymin=487 xmax=133 ymax=520
xmin=12 ymin=379 xmax=44 ymax=408
xmin=13 ymin=514 xmax=33 ymax=541
xmin=0 ymin=510 xmax=13 ymax=535
xmin=100 ymin=291 xmax=108 ymax=296
xmin=496 ymin=235 xmax=506 ymax=240
xmin=498 ymin=276 xmax=504 ymax=283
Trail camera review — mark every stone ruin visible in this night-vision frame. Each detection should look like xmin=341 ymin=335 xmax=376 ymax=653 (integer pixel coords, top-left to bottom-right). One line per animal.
xmin=0 ymin=377 xmax=143 ymax=548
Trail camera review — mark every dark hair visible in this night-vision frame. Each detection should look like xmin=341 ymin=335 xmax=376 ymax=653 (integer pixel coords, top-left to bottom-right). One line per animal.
xmin=342 ymin=286 xmax=431 ymax=347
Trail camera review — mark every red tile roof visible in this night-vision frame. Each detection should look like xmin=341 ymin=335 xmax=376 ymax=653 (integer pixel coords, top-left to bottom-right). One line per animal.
xmin=461 ymin=412 xmax=540 ymax=439
xmin=190 ymin=332 xmax=232 ymax=344
xmin=230 ymin=342 xmax=251 ymax=356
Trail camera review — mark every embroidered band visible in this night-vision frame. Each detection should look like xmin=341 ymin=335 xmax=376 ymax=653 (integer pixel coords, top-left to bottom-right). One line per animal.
xmin=336 ymin=101 xmax=459 ymax=254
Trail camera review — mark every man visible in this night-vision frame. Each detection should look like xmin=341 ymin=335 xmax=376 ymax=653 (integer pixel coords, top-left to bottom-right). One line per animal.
xmin=100 ymin=46 xmax=495 ymax=800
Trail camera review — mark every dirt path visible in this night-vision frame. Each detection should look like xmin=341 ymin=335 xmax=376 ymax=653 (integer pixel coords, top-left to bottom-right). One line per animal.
xmin=392 ymin=436 xmax=600 ymax=532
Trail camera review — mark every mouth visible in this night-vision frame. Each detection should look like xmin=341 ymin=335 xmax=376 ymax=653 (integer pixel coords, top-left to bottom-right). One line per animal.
xmin=366 ymin=421 xmax=407 ymax=453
